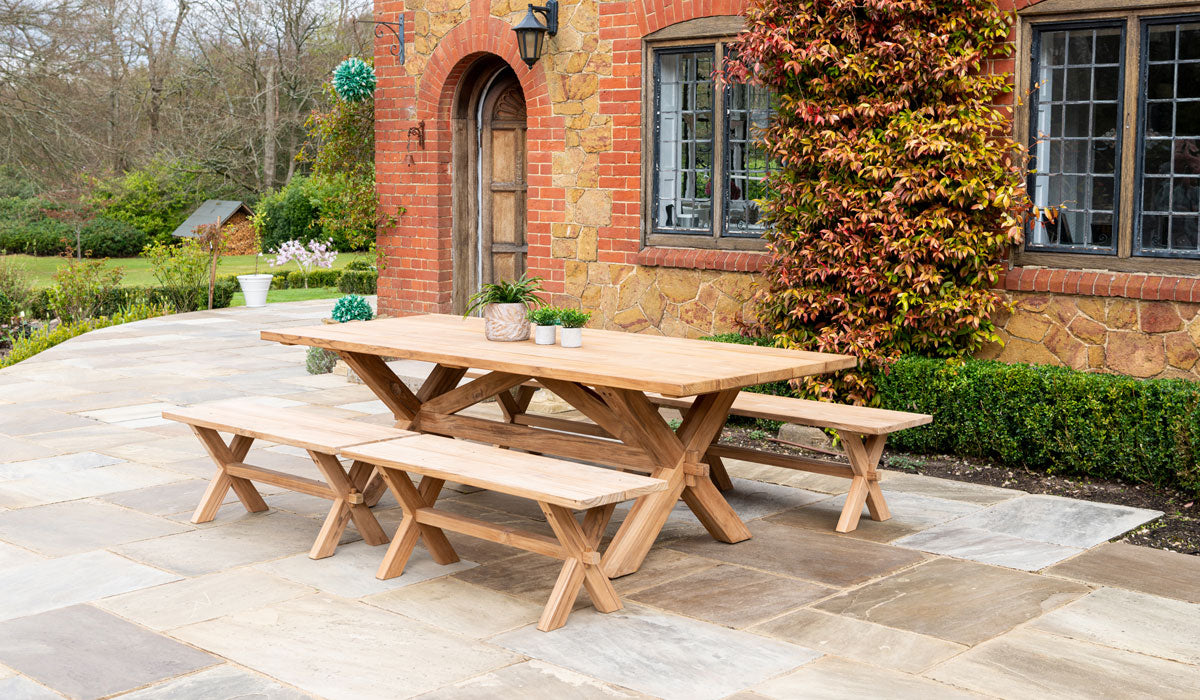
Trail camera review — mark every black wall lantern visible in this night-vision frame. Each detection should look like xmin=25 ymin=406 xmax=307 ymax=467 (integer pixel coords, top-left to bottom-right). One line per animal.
xmin=512 ymin=1 xmax=558 ymax=68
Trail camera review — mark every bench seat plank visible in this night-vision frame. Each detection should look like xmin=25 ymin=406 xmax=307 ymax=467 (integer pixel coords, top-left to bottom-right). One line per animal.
xmin=164 ymin=401 xmax=413 ymax=453
xmin=647 ymin=392 xmax=931 ymax=435
xmin=342 ymin=434 xmax=668 ymax=509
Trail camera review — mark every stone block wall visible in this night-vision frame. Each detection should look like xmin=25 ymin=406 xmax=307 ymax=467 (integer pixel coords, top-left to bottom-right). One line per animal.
xmin=982 ymin=291 xmax=1200 ymax=379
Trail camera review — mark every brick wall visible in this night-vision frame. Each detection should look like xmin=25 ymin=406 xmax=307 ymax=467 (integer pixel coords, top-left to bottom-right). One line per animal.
xmin=374 ymin=0 xmax=761 ymax=336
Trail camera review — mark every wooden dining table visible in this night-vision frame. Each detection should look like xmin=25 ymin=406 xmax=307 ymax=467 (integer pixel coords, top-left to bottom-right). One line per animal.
xmin=262 ymin=314 xmax=856 ymax=578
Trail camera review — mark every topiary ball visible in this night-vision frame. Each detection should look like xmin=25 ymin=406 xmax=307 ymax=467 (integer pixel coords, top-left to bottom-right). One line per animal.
xmin=331 ymin=294 xmax=374 ymax=323
xmin=332 ymin=58 xmax=376 ymax=103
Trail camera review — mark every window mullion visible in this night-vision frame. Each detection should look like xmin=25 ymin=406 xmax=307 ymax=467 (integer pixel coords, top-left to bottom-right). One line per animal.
xmin=1118 ymin=14 xmax=1141 ymax=258
xmin=713 ymin=42 xmax=725 ymax=241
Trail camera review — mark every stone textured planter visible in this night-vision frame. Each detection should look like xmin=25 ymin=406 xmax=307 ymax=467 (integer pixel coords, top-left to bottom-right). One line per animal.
xmin=533 ymin=324 xmax=557 ymax=345
xmin=560 ymin=327 xmax=583 ymax=348
xmin=484 ymin=303 xmax=530 ymax=342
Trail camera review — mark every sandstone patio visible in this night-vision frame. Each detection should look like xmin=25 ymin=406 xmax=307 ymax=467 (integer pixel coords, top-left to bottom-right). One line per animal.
xmin=0 ymin=299 xmax=1198 ymax=699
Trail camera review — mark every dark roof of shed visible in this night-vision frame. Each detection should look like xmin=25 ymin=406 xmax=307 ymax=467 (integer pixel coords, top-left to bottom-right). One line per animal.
xmin=172 ymin=200 xmax=251 ymax=238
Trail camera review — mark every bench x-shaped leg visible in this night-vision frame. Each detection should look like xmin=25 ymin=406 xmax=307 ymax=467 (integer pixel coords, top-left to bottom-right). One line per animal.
xmin=835 ymin=432 xmax=891 ymax=533
xmin=375 ymin=469 xmax=461 ymax=580
xmin=308 ymin=453 xmax=391 ymax=559
xmin=190 ymin=426 xmax=268 ymax=523
xmin=538 ymin=502 xmax=620 ymax=632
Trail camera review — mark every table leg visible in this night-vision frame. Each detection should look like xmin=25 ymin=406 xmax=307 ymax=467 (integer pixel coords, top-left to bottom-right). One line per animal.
xmin=597 ymin=387 xmax=749 ymax=578
xmin=834 ymin=432 xmax=890 ymax=533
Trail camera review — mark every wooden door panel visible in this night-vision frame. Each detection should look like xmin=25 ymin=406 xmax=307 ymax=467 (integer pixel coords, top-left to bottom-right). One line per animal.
xmin=481 ymin=78 xmax=528 ymax=286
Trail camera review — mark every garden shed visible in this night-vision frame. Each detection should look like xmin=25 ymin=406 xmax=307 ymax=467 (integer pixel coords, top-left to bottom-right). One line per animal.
xmin=172 ymin=200 xmax=252 ymax=239
xmin=372 ymin=0 xmax=1200 ymax=381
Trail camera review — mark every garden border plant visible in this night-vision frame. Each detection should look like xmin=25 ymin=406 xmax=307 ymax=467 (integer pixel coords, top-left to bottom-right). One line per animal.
xmin=726 ymin=0 xmax=1029 ymax=405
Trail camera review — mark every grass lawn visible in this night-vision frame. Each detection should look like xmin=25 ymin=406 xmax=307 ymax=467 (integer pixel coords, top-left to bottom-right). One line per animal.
xmin=229 ymin=287 xmax=343 ymax=306
xmin=4 ymin=252 xmax=371 ymax=289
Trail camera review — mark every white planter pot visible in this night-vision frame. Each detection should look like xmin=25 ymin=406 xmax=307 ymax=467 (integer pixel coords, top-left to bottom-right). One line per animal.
xmin=237 ymin=274 xmax=274 ymax=308
xmin=484 ymin=303 xmax=530 ymax=341
xmin=534 ymin=324 xmax=557 ymax=345
xmin=560 ymin=327 xmax=583 ymax=348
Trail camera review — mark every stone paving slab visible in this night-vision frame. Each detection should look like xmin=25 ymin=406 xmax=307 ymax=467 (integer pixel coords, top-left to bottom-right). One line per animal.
xmin=0 ymin=550 xmax=179 ymax=621
xmin=114 ymin=511 xmax=344 ymax=576
xmin=0 ymin=500 xmax=188 ymax=556
xmin=116 ymin=665 xmax=314 ymax=700
xmin=1044 ymin=541 xmax=1200 ymax=603
xmin=815 ymin=558 xmax=1090 ymax=645
xmin=767 ymin=490 xmax=981 ymax=543
xmin=96 ymin=568 xmax=311 ymax=631
xmin=0 ymin=605 xmax=215 ymax=700
xmin=493 ymin=605 xmax=821 ymax=700
xmin=751 ymin=608 xmax=967 ymax=674
xmin=755 ymin=656 xmax=985 ymax=699
xmin=258 ymin=541 xmax=476 ymax=598
xmin=0 ymin=541 xmax=42 ymax=569
xmin=99 ymin=479 xmax=230 ymax=517
xmin=0 ymin=462 xmax=187 ymax=509
xmin=667 ymin=521 xmax=927 ymax=588
xmin=416 ymin=660 xmax=650 ymax=699
xmin=365 ymin=578 xmax=543 ymax=638
xmin=926 ymin=627 xmax=1200 ymax=699
xmin=172 ymin=594 xmax=518 ymax=700
xmin=936 ymin=494 xmax=1161 ymax=549
xmin=0 ymin=452 xmax=123 ymax=481
xmin=0 ymin=675 xmax=66 ymax=699
xmin=893 ymin=525 xmax=1082 ymax=571
xmin=627 ymin=564 xmax=833 ymax=629
xmin=1029 ymin=587 xmax=1200 ymax=665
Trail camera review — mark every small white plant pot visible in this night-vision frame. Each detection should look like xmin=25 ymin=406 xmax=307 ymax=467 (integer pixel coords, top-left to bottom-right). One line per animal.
xmin=560 ymin=327 xmax=583 ymax=348
xmin=237 ymin=274 xmax=274 ymax=308
xmin=534 ymin=324 xmax=557 ymax=345
xmin=484 ymin=303 xmax=531 ymax=341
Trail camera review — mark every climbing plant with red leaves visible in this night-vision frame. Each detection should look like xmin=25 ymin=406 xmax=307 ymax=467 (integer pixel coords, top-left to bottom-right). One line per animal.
xmin=725 ymin=0 xmax=1029 ymax=405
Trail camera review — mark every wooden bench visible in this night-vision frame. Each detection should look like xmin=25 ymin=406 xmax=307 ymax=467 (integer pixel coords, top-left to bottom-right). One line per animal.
xmin=645 ymin=392 xmax=932 ymax=533
xmin=341 ymin=434 xmax=668 ymax=631
xmin=461 ymin=370 xmax=932 ymax=533
xmin=163 ymin=400 xmax=411 ymax=559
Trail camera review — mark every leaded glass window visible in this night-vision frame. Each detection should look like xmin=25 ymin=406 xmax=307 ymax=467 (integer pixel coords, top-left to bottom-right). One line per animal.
xmin=648 ymin=40 xmax=774 ymax=246
xmin=1028 ymin=24 xmax=1124 ymax=252
xmin=1138 ymin=19 xmax=1200 ymax=256
xmin=654 ymin=49 xmax=715 ymax=234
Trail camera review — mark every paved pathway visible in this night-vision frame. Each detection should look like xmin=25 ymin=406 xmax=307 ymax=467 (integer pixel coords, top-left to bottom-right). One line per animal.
xmin=0 ymin=300 xmax=1198 ymax=699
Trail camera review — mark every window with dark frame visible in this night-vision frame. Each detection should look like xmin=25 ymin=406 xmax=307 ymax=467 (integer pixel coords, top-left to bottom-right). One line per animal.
xmin=1023 ymin=9 xmax=1200 ymax=268
xmin=649 ymin=40 xmax=773 ymax=247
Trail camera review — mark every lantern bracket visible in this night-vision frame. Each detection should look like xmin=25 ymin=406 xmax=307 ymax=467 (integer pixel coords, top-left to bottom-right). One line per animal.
xmin=530 ymin=1 xmax=558 ymax=36
xmin=358 ymin=15 xmax=405 ymax=64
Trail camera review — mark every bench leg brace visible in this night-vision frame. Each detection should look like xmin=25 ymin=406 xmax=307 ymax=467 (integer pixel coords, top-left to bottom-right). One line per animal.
xmin=308 ymin=454 xmax=391 ymax=559
xmin=539 ymin=503 xmax=620 ymax=632
xmin=190 ymin=428 xmax=268 ymax=523
xmin=376 ymin=471 xmax=461 ymax=580
xmin=835 ymin=432 xmax=891 ymax=533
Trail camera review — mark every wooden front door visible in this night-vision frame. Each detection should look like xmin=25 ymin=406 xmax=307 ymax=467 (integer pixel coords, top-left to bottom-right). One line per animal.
xmin=479 ymin=77 xmax=528 ymax=285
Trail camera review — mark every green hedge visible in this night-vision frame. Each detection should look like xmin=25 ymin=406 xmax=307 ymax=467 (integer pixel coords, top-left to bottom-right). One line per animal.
xmin=876 ymin=356 xmax=1200 ymax=494
xmin=243 ymin=269 xmax=377 ymax=292
xmin=29 ymin=279 xmax=236 ymax=319
xmin=703 ymin=334 xmax=1200 ymax=494
xmin=0 ymin=197 xmax=150 ymax=257
xmin=337 ymin=270 xmax=377 ymax=295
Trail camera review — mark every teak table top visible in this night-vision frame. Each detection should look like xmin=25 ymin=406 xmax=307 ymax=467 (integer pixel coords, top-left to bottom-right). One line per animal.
xmin=261 ymin=314 xmax=857 ymax=397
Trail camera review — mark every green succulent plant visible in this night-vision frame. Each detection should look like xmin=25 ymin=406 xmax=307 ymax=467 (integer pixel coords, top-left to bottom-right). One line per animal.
xmin=331 ymin=294 xmax=374 ymax=323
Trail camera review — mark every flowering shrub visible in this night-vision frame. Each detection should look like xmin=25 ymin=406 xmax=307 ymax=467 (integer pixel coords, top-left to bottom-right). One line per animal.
xmin=269 ymin=238 xmax=337 ymax=288
xmin=726 ymin=0 xmax=1029 ymax=405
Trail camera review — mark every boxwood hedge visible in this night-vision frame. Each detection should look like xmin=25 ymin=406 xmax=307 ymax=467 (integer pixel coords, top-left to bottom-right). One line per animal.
xmin=704 ymin=333 xmax=1200 ymax=494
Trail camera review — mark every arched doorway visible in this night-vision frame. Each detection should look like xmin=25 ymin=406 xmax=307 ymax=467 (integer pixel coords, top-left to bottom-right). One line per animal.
xmin=450 ymin=61 xmax=528 ymax=313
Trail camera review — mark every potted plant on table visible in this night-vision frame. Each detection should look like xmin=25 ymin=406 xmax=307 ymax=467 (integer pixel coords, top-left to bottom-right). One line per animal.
xmin=557 ymin=308 xmax=591 ymax=348
xmin=527 ymin=306 xmax=559 ymax=345
xmin=465 ymin=273 xmax=546 ymax=342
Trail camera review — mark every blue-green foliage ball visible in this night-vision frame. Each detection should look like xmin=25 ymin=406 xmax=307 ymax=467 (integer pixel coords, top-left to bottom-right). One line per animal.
xmin=332 ymin=294 xmax=374 ymax=323
xmin=333 ymin=58 xmax=376 ymax=103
